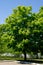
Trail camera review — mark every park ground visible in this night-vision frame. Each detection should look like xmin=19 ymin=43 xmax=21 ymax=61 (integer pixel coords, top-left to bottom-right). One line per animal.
xmin=0 ymin=60 xmax=43 ymax=65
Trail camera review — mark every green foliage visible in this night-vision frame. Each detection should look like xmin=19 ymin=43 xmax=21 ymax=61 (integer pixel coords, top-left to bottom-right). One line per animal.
xmin=5 ymin=6 xmax=34 ymax=54
xmin=0 ymin=6 xmax=43 ymax=59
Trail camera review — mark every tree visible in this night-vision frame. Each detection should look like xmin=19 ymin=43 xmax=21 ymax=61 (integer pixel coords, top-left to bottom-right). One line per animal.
xmin=0 ymin=24 xmax=6 ymax=53
xmin=29 ymin=6 xmax=43 ymax=57
xmin=5 ymin=6 xmax=36 ymax=60
xmin=0 ymin=24 xmax=14 ymax=53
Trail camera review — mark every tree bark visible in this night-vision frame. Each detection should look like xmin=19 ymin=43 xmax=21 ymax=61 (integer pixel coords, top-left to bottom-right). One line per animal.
xmin=24 ymin=51 xmax=26 ymax=61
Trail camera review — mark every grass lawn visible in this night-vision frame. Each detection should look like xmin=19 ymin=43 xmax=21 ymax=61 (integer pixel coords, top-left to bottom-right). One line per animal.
xmin=0 ymin=56 xmax=24 ymax=60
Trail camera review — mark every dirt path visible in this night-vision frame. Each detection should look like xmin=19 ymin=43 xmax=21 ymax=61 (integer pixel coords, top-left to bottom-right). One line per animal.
xmin=0 ymin=61 xmax=43 ymax=65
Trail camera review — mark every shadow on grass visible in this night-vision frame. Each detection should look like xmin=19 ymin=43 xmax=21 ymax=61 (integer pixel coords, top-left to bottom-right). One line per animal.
xmin=16 ymin=59 xmax=43 ymax=64
xmin=15 ymin=60 xmax=32 ymax=64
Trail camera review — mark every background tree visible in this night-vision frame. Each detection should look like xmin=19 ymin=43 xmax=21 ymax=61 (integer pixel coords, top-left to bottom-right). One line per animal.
xmin=0 ymin=24 xmax=14 ymax=53
xmin=29 ymin=6 xmax=43 ymax=57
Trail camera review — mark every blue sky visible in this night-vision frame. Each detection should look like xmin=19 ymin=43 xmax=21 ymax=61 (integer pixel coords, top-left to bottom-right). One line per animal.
xmin=0 ymin=0 xmax=43 ymax=24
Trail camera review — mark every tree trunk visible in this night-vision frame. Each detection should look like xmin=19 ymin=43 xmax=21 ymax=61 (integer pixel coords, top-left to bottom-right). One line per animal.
xmin=24 ymin=52 xmax=26 ymax=61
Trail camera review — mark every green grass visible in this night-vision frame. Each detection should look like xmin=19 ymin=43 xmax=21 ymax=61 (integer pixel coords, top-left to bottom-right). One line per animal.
xmin=0 ymin=56 xmax=24 ymax=60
